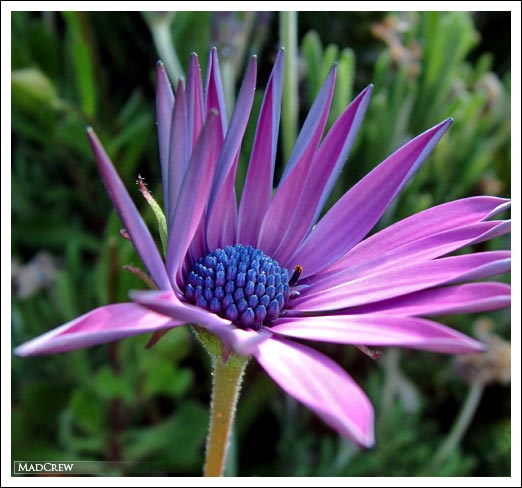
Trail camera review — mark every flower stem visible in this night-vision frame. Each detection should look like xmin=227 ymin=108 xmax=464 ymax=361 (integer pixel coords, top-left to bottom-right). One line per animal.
xmin=204 ymin=353 xmax=248 ymax=476
xmin=430 ymin=381 xmax=484 ymax=472
xmin=143 ymin=12 xmax=184 ymax=84
xmin=279 ymin=11 xmax=299 ymax=163
xmin=221 ymin=59 xmax=236 ymax=123
xmin=192 ymin=326 xmax=249 ymax=477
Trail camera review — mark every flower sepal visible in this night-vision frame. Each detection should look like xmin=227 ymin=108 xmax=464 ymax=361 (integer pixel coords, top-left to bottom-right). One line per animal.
xmin=191 ymin=324 xmax=250 ymax=367
xmin=137 ymin=175 xmax=168 ymax=255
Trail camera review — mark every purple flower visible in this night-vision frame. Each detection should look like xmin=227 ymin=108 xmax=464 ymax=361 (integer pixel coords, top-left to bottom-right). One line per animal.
xmin=15 ymin=49 xmax=511 ymax=447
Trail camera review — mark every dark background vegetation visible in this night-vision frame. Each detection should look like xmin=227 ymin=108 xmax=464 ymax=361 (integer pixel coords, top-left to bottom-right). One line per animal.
xmin=11 ymin=11 xmax=511 ymax=476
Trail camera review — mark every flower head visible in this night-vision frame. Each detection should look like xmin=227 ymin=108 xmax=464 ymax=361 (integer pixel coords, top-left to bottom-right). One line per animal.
xmin=15 ymin=48 xmax=511 ymax=447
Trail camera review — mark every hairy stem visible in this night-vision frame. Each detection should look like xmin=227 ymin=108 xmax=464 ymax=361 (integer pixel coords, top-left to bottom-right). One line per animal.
xmin=192 ymin=326 xmax=249 ymax=477
xmin=204 ymin=352 xmax=248 ymax=476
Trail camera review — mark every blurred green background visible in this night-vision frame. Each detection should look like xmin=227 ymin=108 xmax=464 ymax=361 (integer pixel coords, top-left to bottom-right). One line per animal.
xmin=11 ymin=11 xmax=511 ymax=476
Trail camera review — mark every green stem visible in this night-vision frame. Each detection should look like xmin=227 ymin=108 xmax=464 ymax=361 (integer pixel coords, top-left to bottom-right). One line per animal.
xmin=204 ymin=354 xmax=248 ymax=476
xmin=430 ymin=381 xmax=484 ymax=471
xmin=143 ymin=12 xmax=184 ymax=84
xmin=279 ymin=11 xmax=299 ymax=163
xmin=221 ymin=59 xmax=236 ymax=122
xmin=192 ymin=327 xmax=249 ymax=477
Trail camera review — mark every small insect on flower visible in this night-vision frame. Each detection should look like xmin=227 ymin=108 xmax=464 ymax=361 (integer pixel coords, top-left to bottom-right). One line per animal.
xmin=15 ymin=48 xmax=511 ymax=448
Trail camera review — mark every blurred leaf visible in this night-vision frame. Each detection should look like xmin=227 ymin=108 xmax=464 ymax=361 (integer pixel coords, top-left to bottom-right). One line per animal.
xmin=11 ymin=68 xmax=65 ymax=110
xmin=169 ymin=11 xmax=212 ymax=68
xmin=11 ymin=12 xmax=61 ymax=77
xmin=145 ymin=325 xmax=193 ymax=363
xmin=302 ymin=30 xmax=323 ymax=106
xmin=14 ymin=382 xmax=68 ymax=439
xmin=55 ymin=113 xmax=94 ymax=159
xmin=330 ymin=47 xmax=355 ymax=125
xmin=143 ymin=362 xmax=193 ymax=398
xmin=52 ymin=269 xmax=79 ymax=320
xmin=123 ymin=401 xmax=207 ymax=470
xmin=58 ymin=410 xmax=107 ymax=456
xmin=68 ymin=389 xmax=105 ymax=434
xmin=93 ymin=366 xmax=135 ymax=404
xmin=62 ymin=11 xmax=98 ymax=117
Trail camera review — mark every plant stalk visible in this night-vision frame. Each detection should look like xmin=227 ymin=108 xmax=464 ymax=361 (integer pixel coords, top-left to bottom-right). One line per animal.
xmin=203 ymin=352 xmax=248 ymax=476
xmin=430 ymin=381 xmax=484 ymax=471
xmin=279 ymin=11 xmax=299 ymax=163
xmin=192 ymin=326 xmax=249 ymax=477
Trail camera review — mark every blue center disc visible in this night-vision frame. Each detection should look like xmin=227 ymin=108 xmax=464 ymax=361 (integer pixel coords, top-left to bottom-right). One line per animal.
xmin=185 ymin=245 xmax=290 ymax=330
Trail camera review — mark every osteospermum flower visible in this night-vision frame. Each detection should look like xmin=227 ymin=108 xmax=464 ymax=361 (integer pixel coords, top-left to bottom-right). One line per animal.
xmin=15 ymin=49 xmax=511 ymax=449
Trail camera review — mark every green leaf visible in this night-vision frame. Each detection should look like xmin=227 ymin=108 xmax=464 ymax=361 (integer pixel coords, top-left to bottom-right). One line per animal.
xmin=62 ymin=11 xmax=97 ymax=117
xmin=321 ymin=44 xmax=338 ymax=80
xmin=11 ymin=68 xmax=65 ymax=110
xmin=68 ymin=389 xmax=105 ymax=434
xmin=301 ymin=30 xmax=323 ymax=105
xmin=143 ymin=361 xmax=193 ymax=398
xmin=93 ymin=365 xmax=135 ymax=404
xmin=123 ymin=401 xmax=208 ymax=470
xmin=329 ymin=47 xmax=355 ymax=126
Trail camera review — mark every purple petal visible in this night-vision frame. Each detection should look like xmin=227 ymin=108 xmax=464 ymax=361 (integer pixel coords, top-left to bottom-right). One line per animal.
xmin=292 ymin=119 xmax=453 ymax=277
xmin=323 ymin=196 xmax=511 ymax=276
xmin=165 ymin=111 xmax=221 ymax=284
xmin=205 ymin=47 xmax=228 ymax=134
xmin=155 ymin=61 xmax=174 ymax=208
xmin=258 ymin=65 xmax=337 ymax=256
xmin=279 ymin=65 xmax=337 ymax=182
xmin=292 ymin=251 xmax=510 ymax=311
xmin=309 ymin=220 xmax=510 ymax=290
xmin=188 ymin=217 xmax=207 ymax=267
xmin=207 ymin=56 xmax=257 ymax=215
xmin=274 ymin=86 xmax=373 ymax=265
xmin=131 ymin=290 xmax=231 ymax=331
xmin=475 ymin=220 xmax=511 ymax=242
xmin=206 ymin=169 xmax=238 ymax=251
xmin=271 ymin=315 xmax=485 ymax=354
xmin=345 ymin=282 xmax=511 ymax=316
xmin=226 ymin=327 xmax=273 ymax=356
xmin=190 ymin=48 xmax=240 ymax=259
xmin=449 ymin=254 xmax=511 ymax=283
xmin=14 ymin=303 xmax=182 ymax=356
xmin=238 ymin=49 xmax=284 ymax=245
xmin=312 ymin=85 xmax=373 ymax=225
xmin=130 ymin=290 xmax=269 ymax=354
xmin=254 ymin=338 xmax=375 ymax=447
xmin=186 ymin=53 xmax=204 ymax=151
xmin=86 ymin=129 xmax=171 ymax=291
xmin=167 ymin=79 xmax=189 ymax=226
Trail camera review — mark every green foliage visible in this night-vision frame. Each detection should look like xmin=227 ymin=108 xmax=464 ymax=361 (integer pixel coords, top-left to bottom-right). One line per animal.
xmin=302 ymin=30 xmax=355 ymax=128
xmin=280 ymin=11 xmax=299 ymax=163
xmin=304 ymin=12 xmax=510 ymax=223
xmin=11 ymin=11 xmax=510 ymax=477
xmin=62 ymin=12 xmax=98 ymax=117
